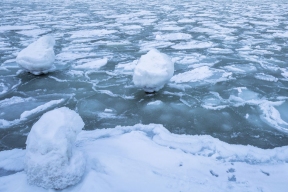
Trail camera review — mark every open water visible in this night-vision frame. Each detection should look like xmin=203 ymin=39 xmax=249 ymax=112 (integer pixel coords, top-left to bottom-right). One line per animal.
xmin=1 ymin=0 xmax=288 ymax=150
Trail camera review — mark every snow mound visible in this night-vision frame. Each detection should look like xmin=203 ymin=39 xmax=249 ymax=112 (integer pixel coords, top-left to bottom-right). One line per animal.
xmin=133 ymin=49 xmax=174 ymax=92
xmin=16 ymin=36 xmax=56 ymax=75
xmin=25 ymin=107 xmax=85 ymax=190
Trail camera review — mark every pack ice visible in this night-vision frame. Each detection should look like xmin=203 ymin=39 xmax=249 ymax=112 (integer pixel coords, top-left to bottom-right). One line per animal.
xmin=25 ymin=107 xmax=86 ymax=189
xmin=133 ymin=49 xmax=174 ymax=92
xmin=16 ymin=36 xmax=56 ymax=75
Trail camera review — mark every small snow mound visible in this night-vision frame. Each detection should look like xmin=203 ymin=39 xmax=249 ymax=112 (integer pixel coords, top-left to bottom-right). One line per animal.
xmin=16 ymin=36 xmax=56 ymax=75
xmin=25 ymin=107 xmax=85 ymax=190
xmin=133 ymin=49 xmax=174 ymax=92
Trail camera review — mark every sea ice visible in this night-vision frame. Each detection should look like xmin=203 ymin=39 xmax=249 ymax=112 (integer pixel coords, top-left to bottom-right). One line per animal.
xmin=255 ymin=73 xmax=278 ymax=82
xmin=170 ymin=66 xmax=213 ymax=83
xmin=25 ymin=107 xmax=86 ymax=189
xmin=115 ymin=60 xmax=138 ymax=75
xmin=133 ymin=49 xmax=174 ymax=92
xmin=259 ymin=101 xmax=288 ymax=133
xmin=171 ymin=40 xmax=214 ymax=50
xmin=155 ymin=33 xmax=192 ymax=41
xmin=16 ymin=36 xmax=56 ymax=75
xmin=72 ymin=58 xmax=108 ymax=70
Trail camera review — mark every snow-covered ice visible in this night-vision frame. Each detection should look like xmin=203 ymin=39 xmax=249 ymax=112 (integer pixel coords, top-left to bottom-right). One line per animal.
xmin=1 ymin=123 xmax=288 ymax=191
xmin=25 ymin=107 xmax=85 ymax=189
xmin=133 ymin=49 xmax=174 ymax=92
xmin=72 ymin=58 xmax=108 ymax=70
xmin=16 ymin=36 xmax=56 ymax=75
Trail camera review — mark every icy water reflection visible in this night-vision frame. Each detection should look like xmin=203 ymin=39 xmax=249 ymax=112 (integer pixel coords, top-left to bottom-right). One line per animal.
xmin=1 ymin=0 xmax=288 ymax=150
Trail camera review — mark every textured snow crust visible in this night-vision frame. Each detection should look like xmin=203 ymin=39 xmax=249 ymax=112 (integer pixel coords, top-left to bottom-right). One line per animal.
xmin=25 ymin=107 xmax=85 ymax=189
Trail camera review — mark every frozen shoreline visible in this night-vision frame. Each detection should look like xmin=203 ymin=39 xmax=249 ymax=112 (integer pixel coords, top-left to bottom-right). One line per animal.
xmin=1 ymin=123 xmax=287 ymax=191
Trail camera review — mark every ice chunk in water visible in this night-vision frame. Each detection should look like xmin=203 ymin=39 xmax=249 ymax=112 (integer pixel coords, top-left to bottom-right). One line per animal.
xmin=73 ymin=58 xmax=108 ymax=70
xmin=259 ymin=101 xmax=288 ymax=133
xmin=133 ymin=49 xmax=174 ymax=93
xmin=25 ymin=107 xmax=85 ymax=189
xmin=155 ymin=33 xmax=192 ymax=41
xmin=16 ymin=36 xmax=56 ymax=75
xmin=170 ymin=66 xmax=213 ymax=83
xmin=255 ymin=73 xmax=278 ymax=82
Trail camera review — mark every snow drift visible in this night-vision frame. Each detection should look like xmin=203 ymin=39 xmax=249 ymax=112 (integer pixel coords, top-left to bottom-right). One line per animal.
xmin=25 ymin=107 xmax=85 ymax=189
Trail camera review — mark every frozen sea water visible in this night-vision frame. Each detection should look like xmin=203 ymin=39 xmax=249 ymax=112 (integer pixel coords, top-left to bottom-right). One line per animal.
xmin=0 ymin=0 xmax=288 ymax=152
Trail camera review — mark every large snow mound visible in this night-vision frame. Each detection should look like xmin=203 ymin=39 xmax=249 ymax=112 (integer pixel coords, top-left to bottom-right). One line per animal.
xmin=133 ymin=49 xmax=174 ymax=92
xmin=16 ymin=36 xmax=56 ymax=75
xmin=0 ymin=124 xmax=287 ymax=191
xmin=25 ymin=107 xmax=85 ymax=190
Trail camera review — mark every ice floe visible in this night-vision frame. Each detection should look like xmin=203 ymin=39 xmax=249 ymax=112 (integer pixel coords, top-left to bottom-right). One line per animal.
xmin=69 ymin=29 xmax=118 ymax=38
xmin=170 ymin=66 xmax=232 ymax=84
xmin=155 ymin=33 xmax=192 ymax=41
xmin=171 ymin=41 xmax=214 ymax=50
xmin=16 ymin=36 xmax=56 ymax=75
xmin=0 ymin=96 xmax=68 ymax=129
xmin=133 ymin=49 xmax=174 ymax=92
xmin=254 ymin=73 xmax=278 ymax=82
xmin=72 ymin=58 xmax=108 ymax=70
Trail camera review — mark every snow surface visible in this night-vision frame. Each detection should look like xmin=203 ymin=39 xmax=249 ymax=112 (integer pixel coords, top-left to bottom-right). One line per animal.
xmin=0 ymin=123 xmax=288 ymax=191
xmin=16 ymin=36 xmax=56 ymax=75
xmin=25 ymin=107 xmax=85 ymax=189
xmin=133 ymin=49 xmax=174 ymax=92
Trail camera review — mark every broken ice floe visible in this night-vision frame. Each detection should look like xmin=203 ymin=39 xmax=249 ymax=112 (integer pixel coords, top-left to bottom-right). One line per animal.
xmin=16 ymin=36 xmax=56 ymax=75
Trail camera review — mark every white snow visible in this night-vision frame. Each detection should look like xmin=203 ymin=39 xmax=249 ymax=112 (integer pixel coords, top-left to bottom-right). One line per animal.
xmin=133 ymin=49 xmax=174 ymax=92
xmin=139 ymin=41 xmax=175 ymax=52
xmin=16 ymin=36 xmax=56 ymax=75
xmin=172 ymin=66 xmax=232 ymax=84
xmin=259 ymin=101 xmax=288 ymax=133
xmin=255 ymin=73 xmax=278 ymax=82
xmin=69 ymin=29 xmax=117 ymax=38
xmin=0 ymin=123 xmax=288 ymax=191
xmin=0 ymin=25 xmax=39 ymax=32
xmin=207 ymin=48 xmax=234 ymax=54
xmin=170 ymin=66 xmax=213 ymax=83
xmin=155 ymin=33 xmax=192 ymax=41
xmin=115 ymin=60 xmax=138 ymax=75
xmin=16 ymin=29 xmax=49 ymax=37
xmin=72 ymin=58 xmax=108 ymax=70
xmin=25 ymin=107 xmax=85 ymax=189
xmin=280 ymin=68 xmax=288 ymax=78
xmin=20 ymin=99 xmax=65 ymax=119
xmin=0 ymin=149 xmax=25 ymax=172
xmin=147 ymin=100 xmax=163 ymax=106
xmin=171 ymin=41 xmax=214 ymax=50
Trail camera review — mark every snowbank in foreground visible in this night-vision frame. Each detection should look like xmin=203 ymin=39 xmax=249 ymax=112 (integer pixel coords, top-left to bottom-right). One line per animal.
xmin=25 ymin=107 xmax=85 ymax=189
xmin=0 ymin=124 xmax=287 ymax=192
xmin=16 ymin=36 xmax=56 ymax=75
xmin=133 ymin=49 xmax=174 ymax=92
